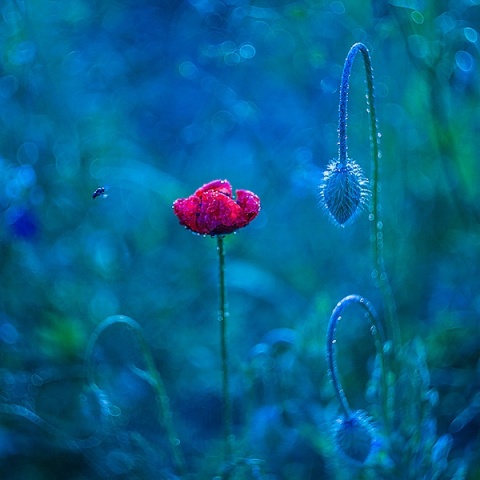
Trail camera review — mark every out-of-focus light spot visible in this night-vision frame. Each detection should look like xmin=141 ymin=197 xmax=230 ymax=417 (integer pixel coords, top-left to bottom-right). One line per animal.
xmin=239 ymin=44 xmax=256 ymax=59
xmin=0 ymin=75 xmax=18 ymax=98
xmin=28 ymin=65 xmax=46 ymax=95
xmin=233 ymin=100 xmax=257 ymax=122
xmin=0 ymin=322 xmax=19 ymax=344
xmin=181 ymin=123 xmax=205 ymax=144
xmin=411 ymin=10 xmax=424 ymax=24
xmin=455 ymin=50 xmax=474 ymax=72
xmin=202 ymin=41 xmax=256 ymax=66
xmin=6 ymin=206 xmax=38 ymax=239
xmin=320 ymin=76 xmax=338 ymax=94
xmin=17 ymin=142 xmax=39 ymax=165
xmin=407 ymin=34 xmax=429 ymax=59
xmin=31 ymin=374 xmax=43 ymax=386
xmin=179 ymin=60 xmax=198 ymax=79
xmin=224 ymin=51 xmax=241 ymax=66
xmin=376 ymin=82 xmax=389 ymax=98
xmin=295 ymin=147 xmax=313 ymax=164
xmin=205 ymin=13 xmax=223 ymax=28
xmin=5 ymin=164 xmax=37 ymax=199
xmin=220 ymin=40 xmax=236 ymax=54
xmin=201 ymin=44 xmax=218 ymax=59
xmin=7 ymin=41 xmax=36 ymax=66
xmin=30 ymin=185 xmax=45 ymax=206
xmin=435 ymin=12 xmax=456 ymax=34
xmin=232 ymin=7 xmax=247 ymax=20
xmin=63 ymin=51 xmax=88 ymax=75
xmin=330 ymin=1 xmax=345 ymax=14
xmin=91 ymin=234 xmax=116 ymax=273
xmin=211 ymin=110 xmax=235 ymax=133
xmin=88 ymin=288 xmax=119 ymax=321
xmin=61 ymin=0 xmax=92 ymax=24
xmin=2 ymin=3 xmax=22 ymax=30
xmin=17 ymin=164 xmax=37 ymax=188
xmin=267 ymin=28 xmax=296 ymax=57
xmin=352 ymin=28 xmax=367 ymax=42
xmin=390 ymin=0 xmax=424 ymax=7
xmin=54 ymin=137 xmax=80 ymax=179
xmin=308 ymin=51 xmax=325 ymax=69
xmin=464 ymin=27 xmax=478 ymax=43
xmin=188 ymin=0 xmax=212 ymax=12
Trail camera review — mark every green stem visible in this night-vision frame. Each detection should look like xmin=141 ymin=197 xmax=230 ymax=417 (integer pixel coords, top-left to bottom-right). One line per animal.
xmin=340 ymin=43 xmax=401 ymax=360
xmin=85 ymin=315 xmax=186 ymax=476
xmin=361 ymin=46 xmax=401 ymax=360
xmin=217 ymin=235 xmax=233 ymax=464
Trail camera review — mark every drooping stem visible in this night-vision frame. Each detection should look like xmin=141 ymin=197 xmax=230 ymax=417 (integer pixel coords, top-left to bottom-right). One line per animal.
xmin=85 ymin=315 xmax=186 ymax=476
xmin=338 ymin=42 xmax=400 ymax=358
xmin=217 ymin=235 xmax=233 ymax=464
xmin=326 ymin=295 xmax=389 ymax=425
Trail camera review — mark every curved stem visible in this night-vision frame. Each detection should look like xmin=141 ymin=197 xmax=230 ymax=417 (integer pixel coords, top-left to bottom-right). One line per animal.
xmin=337 ymin=45 xmax=356 ymax=163
xmin=85 ymin=315 xmax=186 ymax=476
xmin=217 ymin=236 xmax=233 ymax=464
xmin=326 ymin=295 xmax=388 ymax=423
xmin=338 ymin=43 xmax=400 ymax=358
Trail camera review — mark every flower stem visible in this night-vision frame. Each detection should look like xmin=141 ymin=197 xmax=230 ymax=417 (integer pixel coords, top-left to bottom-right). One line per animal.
xmin=326 ymin=295 xmax=388 ymax=424
xmin=85 ymin=315 xmax=186 ymax=476
xmin=338 ymin=43 xmax=400 ymax=361
xmin=217 ymin=235 xmax=233 ymax=464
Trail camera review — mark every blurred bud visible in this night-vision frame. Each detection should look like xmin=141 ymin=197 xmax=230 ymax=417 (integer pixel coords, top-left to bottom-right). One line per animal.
xmin=333 ymin=410 xmax=375 ymax=465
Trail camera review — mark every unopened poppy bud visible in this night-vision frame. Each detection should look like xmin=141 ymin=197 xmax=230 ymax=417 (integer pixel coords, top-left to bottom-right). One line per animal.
xmin=319 ymin=159 xmax=370 ymax=226
xmin=334 ymin=411 xmax=376 ymax=465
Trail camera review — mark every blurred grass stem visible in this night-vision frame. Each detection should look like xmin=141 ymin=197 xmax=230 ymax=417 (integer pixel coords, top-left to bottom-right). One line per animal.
xmin=85 ymin=316 xmax=186 ymax=476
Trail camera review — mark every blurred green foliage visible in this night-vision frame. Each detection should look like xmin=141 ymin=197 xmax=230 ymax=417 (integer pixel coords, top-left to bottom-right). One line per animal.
xmin=0 ymin=0 xmax=479 ymax=478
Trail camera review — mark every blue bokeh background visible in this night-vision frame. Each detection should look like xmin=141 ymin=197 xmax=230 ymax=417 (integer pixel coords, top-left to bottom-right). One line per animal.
xmin=1 ymin=0 xmax=479 ymax=478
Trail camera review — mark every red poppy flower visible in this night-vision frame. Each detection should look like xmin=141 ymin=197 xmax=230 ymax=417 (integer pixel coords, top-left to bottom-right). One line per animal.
xmin=173 ymin=179 xmax=260 ymax=235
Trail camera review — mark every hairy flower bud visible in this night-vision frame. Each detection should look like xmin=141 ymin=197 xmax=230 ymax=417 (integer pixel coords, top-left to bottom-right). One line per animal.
xmin=319 ymin=159 xmax=370 ymax=226
xmin=333 ymin=411 xmax=376 ymax=465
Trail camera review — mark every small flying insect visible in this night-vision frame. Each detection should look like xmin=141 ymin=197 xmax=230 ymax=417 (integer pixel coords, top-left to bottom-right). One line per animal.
xmin=92 ymin=186 xmax=108 ymax=199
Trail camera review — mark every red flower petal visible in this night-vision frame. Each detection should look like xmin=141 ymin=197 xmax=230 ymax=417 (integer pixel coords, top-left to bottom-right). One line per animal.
xmin=235 ymin=189 xmax=261 ymax=226
xmin=194 ymin=179 xmax=232 ymax=198
xmin=173 ymin=180 xmax=260 ymax=236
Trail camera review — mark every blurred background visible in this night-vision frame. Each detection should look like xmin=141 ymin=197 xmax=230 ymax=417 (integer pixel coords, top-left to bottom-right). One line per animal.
xmin=0 ymin=0 xmax=479 ymax=478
